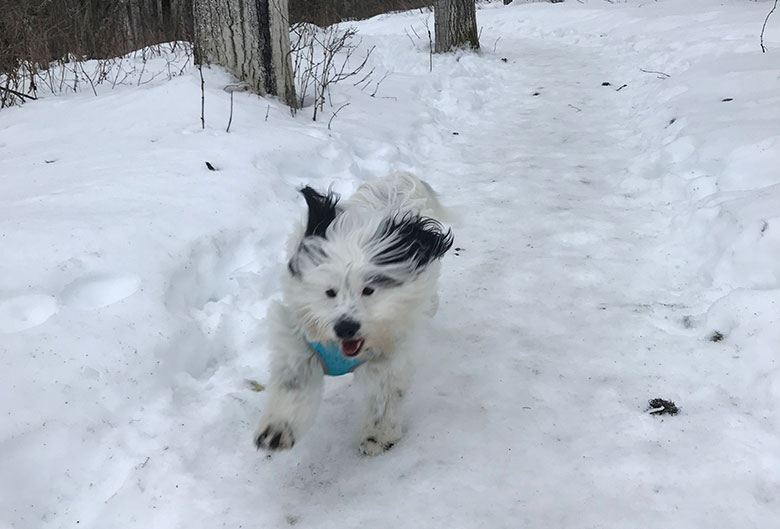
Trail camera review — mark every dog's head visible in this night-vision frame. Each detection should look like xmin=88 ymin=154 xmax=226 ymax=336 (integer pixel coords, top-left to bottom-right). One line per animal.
xmin=284 ymin=186 xmax=453 ymax=357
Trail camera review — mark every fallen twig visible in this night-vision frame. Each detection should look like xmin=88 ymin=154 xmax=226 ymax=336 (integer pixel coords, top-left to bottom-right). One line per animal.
xmin=640 ymin=68 xmax=670 ymax=79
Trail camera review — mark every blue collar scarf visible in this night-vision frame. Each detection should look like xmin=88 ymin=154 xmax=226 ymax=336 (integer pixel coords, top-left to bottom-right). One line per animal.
xmin=306 ymin=339 xmax=371 ymax=376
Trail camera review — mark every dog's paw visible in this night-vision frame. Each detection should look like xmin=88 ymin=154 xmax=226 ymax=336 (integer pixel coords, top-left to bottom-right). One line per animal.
xmin=359 ymin=434 xmax=398 ymax=456
xmin=254 ymin=421 xmax=295 ymax=451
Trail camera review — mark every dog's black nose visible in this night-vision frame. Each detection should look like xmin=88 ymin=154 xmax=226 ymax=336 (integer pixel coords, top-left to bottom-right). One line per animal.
xmin=334 ymin=319 xmax=360 ymax=339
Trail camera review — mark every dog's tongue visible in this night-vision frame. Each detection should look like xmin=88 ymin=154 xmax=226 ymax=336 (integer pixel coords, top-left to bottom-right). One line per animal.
xmin=340 ymin=339 xmax=362 ymax=357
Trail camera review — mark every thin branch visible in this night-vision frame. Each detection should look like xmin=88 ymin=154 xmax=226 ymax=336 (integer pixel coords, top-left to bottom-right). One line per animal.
xmin=639 ymin=68 xmax=670 ymax=79
xmin=425 ymin=17 xmax=433 ymax=72
xmin=353 ymin=67 xmax=376 ymax=88
xmin=328 ymin=102 xmax=350 ymax=130
xmin=404 ymin=28 xmax=417 ymax=46
xmin=223 ymin=82 xmax=250 ymax=133
xmin=0 ymin=86 xmax=37 ymax=101
xmin=199 ymin=63 xmax=205 ymax=129
xmin=78 ymin=61 xmax=98 ymax=96
xmin=761 ymin=0 xmax=778 ymax=53
xmin=370 ymin=71 xmax=391 ymax=97
xmin=226 ymin=91 xmax=235 ymax=132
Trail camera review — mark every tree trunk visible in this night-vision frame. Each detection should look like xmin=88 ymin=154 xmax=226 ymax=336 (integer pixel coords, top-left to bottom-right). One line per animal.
xmin=434 ymin=0 xmax=479 ymax=53
xmin=193 ymin=0 xmax=296 ymax=108
xmin=161 ymin=0 xmax=173 ymax=36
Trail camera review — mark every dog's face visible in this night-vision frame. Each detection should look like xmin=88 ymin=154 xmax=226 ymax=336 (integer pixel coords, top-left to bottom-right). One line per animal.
xmin=284 ymin=187 xmax=452 ymax=357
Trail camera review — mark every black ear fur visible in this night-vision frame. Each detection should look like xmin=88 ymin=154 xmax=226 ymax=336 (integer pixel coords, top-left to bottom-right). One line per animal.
xmin=373 ymin=213 xmax=454 ymax=269
xmin=300 ymin=186 xmax=339 ymax=238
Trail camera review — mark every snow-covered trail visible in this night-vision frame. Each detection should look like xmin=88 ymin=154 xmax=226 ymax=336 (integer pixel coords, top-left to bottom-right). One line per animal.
xmin=245 ymin=18 xmax=777 ymax=528
xmin=414 ymin=38 xmax=699 ymax=526
xmin=245 ymin=26 xmax=761 ymax=529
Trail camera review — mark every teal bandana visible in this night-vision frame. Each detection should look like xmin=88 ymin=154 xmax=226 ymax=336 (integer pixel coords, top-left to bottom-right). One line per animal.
xmin=307 ymin=340 xmax=371 ymax=376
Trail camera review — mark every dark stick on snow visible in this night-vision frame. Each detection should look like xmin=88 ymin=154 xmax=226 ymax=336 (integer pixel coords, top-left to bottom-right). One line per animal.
xmin=647 ymin=398 xmax=679 ymax=416
xmin=0 ymin=86 xmax=37 ymax=101
xmin=639 ymin=68 xmax=670 ymax=79
xmin=761 ymin=0 xmax=778 ymax=53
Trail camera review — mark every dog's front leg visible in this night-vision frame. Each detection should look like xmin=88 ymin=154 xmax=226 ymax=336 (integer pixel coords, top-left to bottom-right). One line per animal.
xmin=254 ymin=351 xmax=323 ymax=451
xmin=255 ymin=354 xmax=323 ymax=450
xmin=356 ymin=356 xmax=411 ymax=456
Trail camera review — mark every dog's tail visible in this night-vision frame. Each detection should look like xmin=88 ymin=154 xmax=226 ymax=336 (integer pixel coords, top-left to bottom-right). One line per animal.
xmin=392 ymin=172 xmax=456 ymax=224
xmin=417 ymin=178 xmax=453 ymax=222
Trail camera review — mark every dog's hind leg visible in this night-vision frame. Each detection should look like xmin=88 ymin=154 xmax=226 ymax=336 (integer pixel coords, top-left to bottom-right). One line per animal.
xmin=254 ymin=305 xmax=324 ymax=451
xmin=355 ymin=353 xmax=412 ymax=456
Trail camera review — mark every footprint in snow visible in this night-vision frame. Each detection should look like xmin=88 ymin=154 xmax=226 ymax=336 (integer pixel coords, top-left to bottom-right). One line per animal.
xmin=0 ymin=293 xmax=59 ymax=333
xmin=60 ymin=273 xmax=141 ymax=310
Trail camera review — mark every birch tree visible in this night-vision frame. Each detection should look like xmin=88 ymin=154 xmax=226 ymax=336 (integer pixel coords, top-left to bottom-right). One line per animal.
xmin=193 ymin=0 xmax=296 ymax=108
xmin=434 ymin=0 xmax=479 ymax=53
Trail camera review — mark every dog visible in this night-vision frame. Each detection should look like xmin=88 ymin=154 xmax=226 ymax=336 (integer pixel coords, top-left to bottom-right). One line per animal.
xmin=253 ymin=172 xmax=453 ymax=455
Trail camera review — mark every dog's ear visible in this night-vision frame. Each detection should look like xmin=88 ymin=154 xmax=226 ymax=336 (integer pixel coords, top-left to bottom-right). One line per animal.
xmin=300 ymin=186 xmax=339 ymax=238
xmin=372 ymin=213 xmax=454 ymax=270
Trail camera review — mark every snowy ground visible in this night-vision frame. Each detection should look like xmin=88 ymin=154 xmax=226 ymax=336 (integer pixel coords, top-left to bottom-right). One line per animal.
xmin=2 ymin=1 xmax=779 ymax=527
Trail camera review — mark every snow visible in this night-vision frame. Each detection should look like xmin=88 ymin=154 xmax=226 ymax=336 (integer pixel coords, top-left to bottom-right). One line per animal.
xmin=2 ymin=0 xmax=780 ymax=527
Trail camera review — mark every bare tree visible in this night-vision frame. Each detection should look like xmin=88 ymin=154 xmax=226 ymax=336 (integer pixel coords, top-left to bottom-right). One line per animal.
xmin=290 ymin=23 xmax=374 ymax=121
xmin=434 ymin=0 xmax=479 ymax=53
xmin=193 ymin=0 xmax=296 ymax=108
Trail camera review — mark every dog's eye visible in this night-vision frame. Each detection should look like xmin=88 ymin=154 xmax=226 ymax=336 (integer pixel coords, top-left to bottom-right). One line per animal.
xmin=362 ymin=287 xmax=375 ymax=296
xmin=325 ymin=289 xmax=337 ymax=298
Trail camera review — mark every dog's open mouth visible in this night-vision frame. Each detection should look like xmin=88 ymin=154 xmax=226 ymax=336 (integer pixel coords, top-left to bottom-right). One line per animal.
xmin=340 ymin=339 xmax=365 ymax=357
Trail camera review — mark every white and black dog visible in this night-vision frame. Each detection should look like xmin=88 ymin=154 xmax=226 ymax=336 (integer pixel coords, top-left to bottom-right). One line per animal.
xmin=254 ymin=172 xmax=453 ymax=455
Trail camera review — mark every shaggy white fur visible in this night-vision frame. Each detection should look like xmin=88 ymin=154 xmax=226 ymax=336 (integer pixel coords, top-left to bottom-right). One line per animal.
xmin=254 ymin=172 xmax=453 ymax=455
